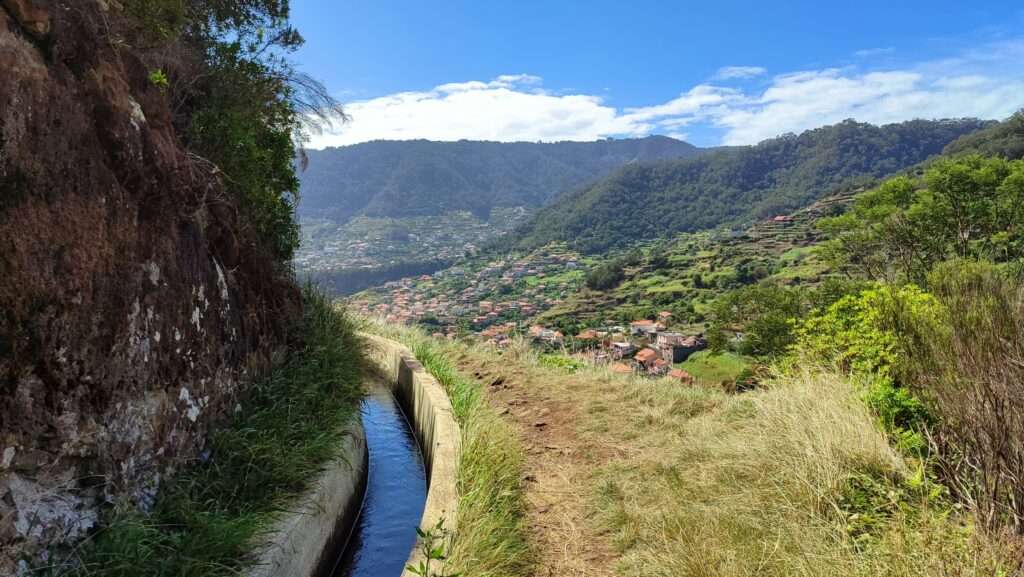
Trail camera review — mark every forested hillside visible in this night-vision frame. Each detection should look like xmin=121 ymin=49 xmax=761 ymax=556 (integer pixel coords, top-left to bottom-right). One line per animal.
xmin=298 ymin=136 xmax=701 ymax=221
xmin=516 ymin=118 xmax=990 ymax=252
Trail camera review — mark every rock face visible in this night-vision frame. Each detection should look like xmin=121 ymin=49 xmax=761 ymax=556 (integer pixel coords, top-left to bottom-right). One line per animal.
xmin=0 ymin=1 xmax=300 ymax=570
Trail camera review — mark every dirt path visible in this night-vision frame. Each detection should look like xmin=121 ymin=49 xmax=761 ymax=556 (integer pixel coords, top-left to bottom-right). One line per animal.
xmin=451 ymin=351 xmax=618 ymax=577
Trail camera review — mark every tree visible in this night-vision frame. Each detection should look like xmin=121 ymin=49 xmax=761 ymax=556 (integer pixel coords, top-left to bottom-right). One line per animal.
xmin=820 ymin=155 xmax=1024 ymax=284
xmin=708 ymin=284 xmax=803 ymax=357
xmin=125 ymin=0 xmax=344 ymax=264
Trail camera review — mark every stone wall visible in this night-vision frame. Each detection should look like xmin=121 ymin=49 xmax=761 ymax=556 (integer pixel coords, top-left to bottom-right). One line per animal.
xmin=0 ymin=1 xmax=299 ymax=571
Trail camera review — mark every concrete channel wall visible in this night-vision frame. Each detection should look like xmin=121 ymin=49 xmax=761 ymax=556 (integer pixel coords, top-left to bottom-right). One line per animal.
xmin=247 ymin=424 xmax=368 ymax=577
xmin=362 ymin=334 xmax=462 ymax=577
xmin=247 ymin=333 xmax=461 ymax=577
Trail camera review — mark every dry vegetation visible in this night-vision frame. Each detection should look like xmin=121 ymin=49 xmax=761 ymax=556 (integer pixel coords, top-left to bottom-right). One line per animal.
xmin=589 ymin=368 xmax=1015 ymax=577
xmin=362 ymin=316 xmax=1020 ymax=577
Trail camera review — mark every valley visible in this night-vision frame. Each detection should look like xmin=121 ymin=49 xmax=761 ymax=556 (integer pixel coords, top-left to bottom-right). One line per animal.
xmin=349 ymin=187 xmax=857 ymax=387
xmin=5 ymin=2 xmax=1024 ymax=576
xmin=295 ymin=206 xmax=532 ymax=293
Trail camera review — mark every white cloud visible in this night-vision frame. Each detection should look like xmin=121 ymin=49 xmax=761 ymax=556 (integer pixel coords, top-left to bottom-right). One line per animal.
xmin=713 ymin=56 xmax=1024 ymax=145
xmin=308 ymin=39 xmax=1024 ymax=149
xmin=854 ymin=47 xmax=896 ymax=57
xmin=622 ymin=85 xmax=743 ymax=122
xmin=714 ymin=66 xmax=767 ymax=79
xmin=307 ymin=76 xmax=649 ymax=148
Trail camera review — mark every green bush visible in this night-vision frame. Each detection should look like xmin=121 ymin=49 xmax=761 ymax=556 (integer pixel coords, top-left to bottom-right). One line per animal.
xmin=538 ymin=354 xmax=586 ymax=373
xmin=585 ymin=251 xmax=640 ymax=290
xmin=792 ymin=284 xmax=943 ymax=453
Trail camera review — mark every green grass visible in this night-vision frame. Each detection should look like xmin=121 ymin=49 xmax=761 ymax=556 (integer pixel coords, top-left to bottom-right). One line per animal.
xmin=677 ymin=350 xmax=751 ymax=384
xmin=363 ymin=321 xmax=531 ymax=577
xmin=645 ymin=279 xmax=688 ymax=294
xmin=66 ymin=287 xmax=365 ymax=577
xmin=779 ymin=245 xmax=815 ymax=262
xmin=545 ymin=269 xmax=585 ymax=284
xmin=770 ymin=260 xmax=830 ymax=282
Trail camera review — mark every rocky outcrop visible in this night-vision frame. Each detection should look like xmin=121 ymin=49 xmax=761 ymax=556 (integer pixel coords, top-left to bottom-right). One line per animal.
xmin=0 ymin=1 xmax=299 ymax=571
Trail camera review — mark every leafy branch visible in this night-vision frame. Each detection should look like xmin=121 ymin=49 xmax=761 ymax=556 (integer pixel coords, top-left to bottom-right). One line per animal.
xmin=406 ymin=518 xmax=459 ymax=577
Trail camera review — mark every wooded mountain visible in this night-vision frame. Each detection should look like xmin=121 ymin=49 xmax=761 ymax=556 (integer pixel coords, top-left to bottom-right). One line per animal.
xmin=297 ymin=136 xmax=701 ymax=221
xmin=514 ymin=119 xmax=991 ymax=253
xmin=942 ymin=111 xmax=1024 ymax=159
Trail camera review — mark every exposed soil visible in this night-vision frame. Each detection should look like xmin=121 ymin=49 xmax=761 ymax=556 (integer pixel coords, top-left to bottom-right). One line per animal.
xmin=450 ymin=350 xmax=619 ymax=577
xmin=0 ymin=1 xmax=298 ymax=570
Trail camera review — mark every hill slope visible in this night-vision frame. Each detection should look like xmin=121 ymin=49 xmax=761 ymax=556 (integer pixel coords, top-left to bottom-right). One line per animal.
xmin=298 ymin=136 xmax=702 ymax=221
xmin=515 ymin=118 xmax=990 ymax=253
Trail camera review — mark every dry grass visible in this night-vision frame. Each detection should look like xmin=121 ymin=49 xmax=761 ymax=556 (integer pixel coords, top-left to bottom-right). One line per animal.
xmin=358 ymin=318 xmax=1017 ymax=577
xmin=585 ymin=368 xmax=1015 ymax=577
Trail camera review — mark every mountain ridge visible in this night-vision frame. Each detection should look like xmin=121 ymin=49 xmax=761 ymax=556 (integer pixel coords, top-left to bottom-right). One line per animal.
xmin=512 ymin=118 xmax=991 ymax=253
xmin=298 ymin=135 xmax=703 ymax=221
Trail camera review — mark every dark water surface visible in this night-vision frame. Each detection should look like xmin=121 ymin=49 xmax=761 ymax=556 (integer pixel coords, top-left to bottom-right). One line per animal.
xmin=331 ymin=384 xmax=427 ymax=577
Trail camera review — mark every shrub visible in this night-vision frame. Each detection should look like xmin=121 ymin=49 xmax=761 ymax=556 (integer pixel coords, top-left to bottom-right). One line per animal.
xmin=906 ymin=260 xmax=1024 ymax=533
xmin=792 ymin=284 xmax=943 ymax=453
xmin=538 ymin=354 xmax=585 ymax=373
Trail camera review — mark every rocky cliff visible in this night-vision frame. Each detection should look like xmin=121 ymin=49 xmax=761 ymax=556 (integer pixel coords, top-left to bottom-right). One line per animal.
xmin=0 ymin=1 xmax=300 ymax=571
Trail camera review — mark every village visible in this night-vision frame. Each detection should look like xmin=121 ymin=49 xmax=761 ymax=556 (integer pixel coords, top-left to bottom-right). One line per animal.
xmin=350 ymin=245 xmax=708 ymax=383
xmin=349 ymin=246 xmax=584 ymax=329
xmin=294 ymin=207 xmax=530 ymax=275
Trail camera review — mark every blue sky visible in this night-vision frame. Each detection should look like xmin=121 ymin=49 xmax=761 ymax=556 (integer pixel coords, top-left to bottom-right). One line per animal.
xmin=290 ymin=1 xmax=1024 ymax=148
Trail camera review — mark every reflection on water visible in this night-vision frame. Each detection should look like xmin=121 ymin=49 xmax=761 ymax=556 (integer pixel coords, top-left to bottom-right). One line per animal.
xmin=332 ymin=384 xmax=427 ymax=577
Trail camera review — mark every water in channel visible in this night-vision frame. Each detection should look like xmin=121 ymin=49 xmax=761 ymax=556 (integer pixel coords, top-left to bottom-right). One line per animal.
xmin=331 ymin=381 xmax=427 ymax=577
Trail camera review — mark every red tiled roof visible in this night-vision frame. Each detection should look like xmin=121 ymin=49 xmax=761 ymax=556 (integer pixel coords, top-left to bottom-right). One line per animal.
xmin=634 ymin=349 xmax=660 ymax=363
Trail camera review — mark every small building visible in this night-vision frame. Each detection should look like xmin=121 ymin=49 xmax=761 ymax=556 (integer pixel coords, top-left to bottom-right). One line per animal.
xmin=610 ymin=341 xmax=636 ymax=359
xmin=657 ymin=333 xmax=707 ymax=363
xmin=634 ymin=348 xmax=661 ymax=368
xmin=630 ymin=320 xmax=661 ymax=336
xmin=650 ymin=358 xmax=671 ymax=375
xmin=529 ymin=325 xmax=563 ymax=344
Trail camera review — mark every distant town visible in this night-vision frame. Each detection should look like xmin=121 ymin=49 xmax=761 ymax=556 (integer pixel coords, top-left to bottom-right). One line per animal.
xmin=350 ymin=245 xmax=709 ymax=382
xmin=294 ymin=207 xmax=531 ymax=275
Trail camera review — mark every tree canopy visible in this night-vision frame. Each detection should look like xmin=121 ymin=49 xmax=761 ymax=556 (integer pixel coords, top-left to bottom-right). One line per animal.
xmin=820 ymin=155 xmax=1024 ymax=284
xmin=515 ymin=119 xmax=989 ymax=253
xmin=297 ymin=136 xmax=701 ymax=222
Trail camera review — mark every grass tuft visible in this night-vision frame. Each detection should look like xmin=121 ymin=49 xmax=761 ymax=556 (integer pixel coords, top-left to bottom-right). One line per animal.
xmin=591 ymin=368 xmax=1015 ymax=577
